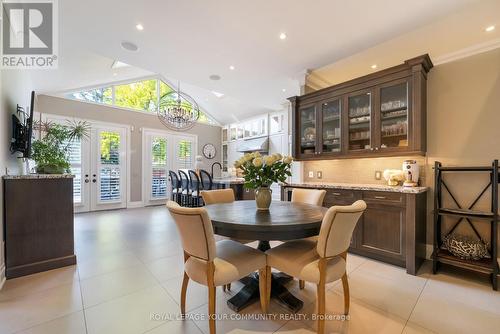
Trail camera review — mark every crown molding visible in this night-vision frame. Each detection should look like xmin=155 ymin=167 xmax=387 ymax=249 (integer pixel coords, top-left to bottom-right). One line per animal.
xmin=306 ymin=71 xmax=332 ymax=90
xmin=433 ymin=38 xmax=500 ymax=66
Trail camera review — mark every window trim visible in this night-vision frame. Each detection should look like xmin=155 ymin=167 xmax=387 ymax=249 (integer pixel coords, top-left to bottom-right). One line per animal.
xmin=57 ymin=75 xmax=220 ymax=126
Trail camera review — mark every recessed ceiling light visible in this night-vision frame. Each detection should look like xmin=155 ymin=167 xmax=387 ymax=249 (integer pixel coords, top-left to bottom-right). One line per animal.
xmin=111 ymin=60 xmax=131 ymax=69
xmin=371 ymin=64 xmax=377 ymax=69
xmin=212 ymin=91 xmax=224 ymax=98
xmin=136 ymin=24 xmax=144 ymax=31
xmin=282 ymin=88 xmax=286 ymax=92
xmin=485 ymin=25 xmax=495 ymax=32
xmin=229 ymin=65 xmax=235 ymax=70
xmin=113 ymin=72 xmax=117 ymax=76
xmin=209 ymin=74 xmax=221 ymax=81
xmin=121 ymin=41 xmax=139 ymax=52
xmin=279 ymin=32 xmax=287 ymax=40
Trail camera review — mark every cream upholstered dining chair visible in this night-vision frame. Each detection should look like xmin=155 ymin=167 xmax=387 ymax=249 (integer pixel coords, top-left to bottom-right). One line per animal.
xmin=291 ymin=188 xmax=327 ymax=206
xmin=290 ymin=188 xmax=327 ymax=289
xmin=265 ymin=200 xmax=367 ymax=334
xmin=200 ymin=188 xmax=235 ymax=205
xmin=166 ymin=201 xmax=268 ymax=334
xmin=200 ymin=188 xmax=254 ymax=292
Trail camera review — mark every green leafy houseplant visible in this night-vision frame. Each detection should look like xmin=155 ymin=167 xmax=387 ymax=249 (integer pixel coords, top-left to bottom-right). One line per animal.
xmin=234 ymin=152 xmax=293 ymax=210
xmin=31 ymin=120 xmax=90 ymax=174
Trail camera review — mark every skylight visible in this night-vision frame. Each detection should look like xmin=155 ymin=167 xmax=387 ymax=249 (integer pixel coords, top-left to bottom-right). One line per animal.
xmin=111 ymin=60 xmax=131 ymax=69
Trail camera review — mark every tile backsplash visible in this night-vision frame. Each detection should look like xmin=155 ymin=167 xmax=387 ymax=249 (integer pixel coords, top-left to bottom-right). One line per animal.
xmin=303 ymin=156 xmax=427 ymax=185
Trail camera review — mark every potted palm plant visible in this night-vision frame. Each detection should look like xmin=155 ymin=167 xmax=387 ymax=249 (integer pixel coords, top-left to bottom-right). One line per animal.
xmin=234 ymin=152 xmax=293 ymax=210
xmin=31 ymin=120 xmax=90 ymax=174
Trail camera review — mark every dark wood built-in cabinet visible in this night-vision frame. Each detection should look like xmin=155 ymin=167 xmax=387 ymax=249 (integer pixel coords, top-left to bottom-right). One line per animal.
xmin=3 ymin=176 xmax=76 ymax=279
xmin=290 ymin=54 xmax=433 ymax=160
xmin=281 ymin=185 xmax=427 ymax=275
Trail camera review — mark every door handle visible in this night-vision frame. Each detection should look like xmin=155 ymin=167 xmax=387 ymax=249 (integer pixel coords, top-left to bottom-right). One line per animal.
xmin=84 ymin=179 xmax=90 ymax=183
xmin=92 ymin=179 xmax=97 ymax=183
xmin=332 ymin=192 xmax=341 ymax=196
xmin=374 ymin=196 xmax=386 ymax=199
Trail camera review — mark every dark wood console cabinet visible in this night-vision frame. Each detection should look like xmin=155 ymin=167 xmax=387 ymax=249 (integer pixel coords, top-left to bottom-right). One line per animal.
xmin=3 ymin=175 xmax=76 ymax=279
xmin=281 ymin=185 xmax=427 ymax=275
xmin=289 ymin=54 xmax=433 ymax=160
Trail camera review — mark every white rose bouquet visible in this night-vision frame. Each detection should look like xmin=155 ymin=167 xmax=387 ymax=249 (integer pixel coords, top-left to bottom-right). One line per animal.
xmin=234 ymin=152 xmax=293 ymax=189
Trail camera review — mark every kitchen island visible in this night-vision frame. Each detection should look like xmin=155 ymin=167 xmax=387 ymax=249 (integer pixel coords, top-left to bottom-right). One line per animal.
xmin=281 ymin=182 xmax=428 ymax=275
xmin=212 ymin=177 xmax=254 ymax=200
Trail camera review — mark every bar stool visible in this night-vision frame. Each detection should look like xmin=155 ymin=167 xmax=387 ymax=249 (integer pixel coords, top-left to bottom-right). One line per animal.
xmin=200 ymin=169 xmax=213 ymax=191
xmin=178 ymin=170 xmax=190 ymax=207
xmin=168 ymin=170 xmax=181 ymax=204
xmin=188 ymin=170 xmax=203 ymax=207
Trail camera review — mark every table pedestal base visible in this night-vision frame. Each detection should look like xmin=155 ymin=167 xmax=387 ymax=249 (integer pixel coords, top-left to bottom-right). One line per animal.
xmin=226 ymin=241 xmax=304 ymax=313
xmin=227 ymin=272 xmax=304 ymax=313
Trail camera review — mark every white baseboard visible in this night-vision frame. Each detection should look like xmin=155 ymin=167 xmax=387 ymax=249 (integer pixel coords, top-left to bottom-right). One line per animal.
xmin=127 ymin=201 xmax=144 ymax=209
xmin=0 ymin=264 xmax=6 ymax=290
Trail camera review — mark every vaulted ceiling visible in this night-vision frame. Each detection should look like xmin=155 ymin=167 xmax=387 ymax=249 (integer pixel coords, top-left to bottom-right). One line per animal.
xmin=24 ymin=0 xmax=496 ymax=125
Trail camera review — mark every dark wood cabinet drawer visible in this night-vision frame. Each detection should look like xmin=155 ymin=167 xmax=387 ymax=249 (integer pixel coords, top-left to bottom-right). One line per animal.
xmin=324 ymin=189 xmax=358 ymax=207
xmin=363 ymin=191 xmax=404 ymax=206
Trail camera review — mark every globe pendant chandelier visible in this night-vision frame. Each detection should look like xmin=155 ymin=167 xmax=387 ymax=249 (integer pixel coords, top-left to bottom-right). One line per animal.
xmin=157 ymin=81 xmax=200 ymax=131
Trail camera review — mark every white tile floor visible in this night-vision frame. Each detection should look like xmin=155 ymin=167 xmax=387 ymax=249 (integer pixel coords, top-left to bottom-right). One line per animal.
xmin=1 ymin=206 xmax=499 ymax=334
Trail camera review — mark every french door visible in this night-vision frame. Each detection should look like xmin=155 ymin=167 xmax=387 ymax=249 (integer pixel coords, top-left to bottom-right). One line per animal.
xmin=89 ymin=126 xmax=128 ymax=211
xmin=143 ymin=128 xmax=196 ymax=206
xmin=40 ymin=114 xmax=128 ymax=213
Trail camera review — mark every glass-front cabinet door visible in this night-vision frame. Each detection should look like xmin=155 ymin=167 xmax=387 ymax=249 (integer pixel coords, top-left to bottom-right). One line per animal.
xmin=377 ymin=80 xmax=410 ymax=151
xmin=347 ymin=91 xmax=372 ymax=153
xmin=299 ymin=105 xmax=317 ymax=156
xmin=320 ymin=99 xmax=341 ymax=155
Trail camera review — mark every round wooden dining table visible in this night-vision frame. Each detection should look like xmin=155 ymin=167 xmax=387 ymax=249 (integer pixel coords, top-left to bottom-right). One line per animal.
xmin=204 ymin=200 xmax=328 ymax=313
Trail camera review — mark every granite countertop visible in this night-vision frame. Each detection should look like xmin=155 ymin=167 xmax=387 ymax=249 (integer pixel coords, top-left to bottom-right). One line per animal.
xmin=281 ymin=181 xmax=428 ymax=194
xmin=3 ymin=174 xmax=75 ymax=180
xmin=212 ymin=177 xmax=245 ymax=184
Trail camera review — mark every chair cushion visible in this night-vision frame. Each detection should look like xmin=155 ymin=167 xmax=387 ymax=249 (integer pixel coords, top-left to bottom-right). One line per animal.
xmin=185 ymin=240 xmax=266 ymax=286
xmin=266 ymin=240 xmax=346 ymax=284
